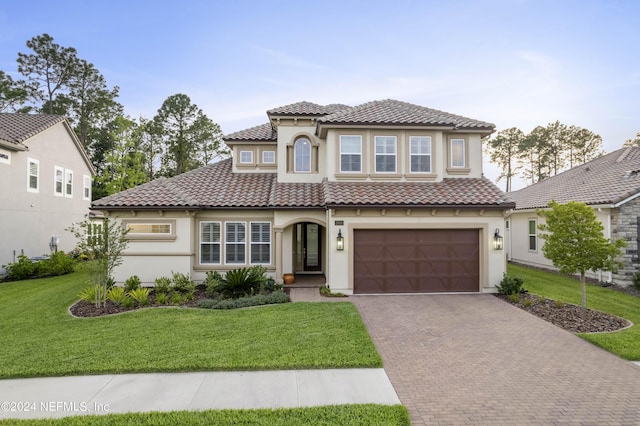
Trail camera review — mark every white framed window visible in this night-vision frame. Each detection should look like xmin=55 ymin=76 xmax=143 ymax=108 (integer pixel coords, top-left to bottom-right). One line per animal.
xmin=528 ymin=219 xmax=537 ymax=251
xmin=27 ymin=158 xmax=39 ymax=192
xmin=83 ymin=175 xmax=91 ymax=200
xmin=65 ymin=170 xmax=73 ymax=197
xmin=262 ymin=150 xmax=275 ymax=164
xmin=410 ymin=136 xmax=432 ymax=173
xmin=250 ymin=222 xmax=271 ymax=264
xmin=294 ymin=138 xmax=311 ymax=172
xmin=0 ymin=149 xmax=10 ymax=165
xmin=54 ymin=166 xmax=64 ymax=196
xmin=451 ymin=138 xmax=466 ymax=168
xmin=225 ymin=222 xmax=246 ymax=264
xmin=200 ymin=222 xmax=221 ymax=264
xmin=127 ymin=223 xmax=172 ymax=235
xmin=340 ymin=135 xmax=362 ymax=172
xmin=239 ymin=151 xmax=253 ymax=164
xmin=375 ymin=136 xmax=396 ymax=173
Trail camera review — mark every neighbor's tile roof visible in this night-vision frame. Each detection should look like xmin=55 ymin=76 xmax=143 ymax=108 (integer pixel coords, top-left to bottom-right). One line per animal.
xmin=325 ymin=179 xmax=514 ymax=207
xmin=510 ymin=147 xmax=640 ymax=209
xmin=93 ymin=158 xmax=514 ymax=210
xmin=318 ymin=99 xmax=495 ymax=130
xmin=224 ymin=123 xmax=277 ymax=142
xmin=267 ymin=101 xmax=351 ymax=117
xmin=0 ymin=113 xmax=65 ymax=147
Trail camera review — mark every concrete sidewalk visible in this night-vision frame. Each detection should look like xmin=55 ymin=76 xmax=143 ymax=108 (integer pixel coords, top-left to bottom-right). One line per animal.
xmin=0 ymin=369 xmax=399 ymax=420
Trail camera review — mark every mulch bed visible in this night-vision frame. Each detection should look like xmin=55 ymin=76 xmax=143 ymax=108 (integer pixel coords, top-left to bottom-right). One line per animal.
xmin=496 ymin=292 xmax=631 ymax=333
xmin=70 ymin=286 xmax=208 ymax=318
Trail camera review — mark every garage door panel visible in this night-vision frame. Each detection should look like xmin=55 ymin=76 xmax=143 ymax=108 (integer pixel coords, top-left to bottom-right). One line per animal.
xmin=354 ymin=229 xmax=479 ymax=294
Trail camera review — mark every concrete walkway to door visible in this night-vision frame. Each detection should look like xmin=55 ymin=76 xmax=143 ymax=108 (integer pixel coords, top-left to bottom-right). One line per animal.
xmin=352 ymin=294 xmax=640 ymax=425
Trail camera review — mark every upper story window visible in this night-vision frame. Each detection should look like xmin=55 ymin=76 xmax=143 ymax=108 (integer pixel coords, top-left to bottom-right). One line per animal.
xmin=375 ymin=136 xmax=396 ymax=173
xmin=262 ymin=151 xmax=275 ymax=164
xmin=27 ymin=158 xmax=39 ymax=193
xmin=239 ymin=151 xmax=253 ymax=164
xmin=83 ymin=175 xmax=91 ymax=201
xmin=294 ymin=138 xmax=311 ymax=172
xmin=54 ymin=166 xmax=64 ymax=196
xmin=410 ymin=136 xmax=432 ymax=173
xmin=65 ymin=170 xmax=73 ymax=198
xmin=450 ymin=138 xmax=466 ymax=168
xmin=340 ymin=135 xmax=362 ymax=172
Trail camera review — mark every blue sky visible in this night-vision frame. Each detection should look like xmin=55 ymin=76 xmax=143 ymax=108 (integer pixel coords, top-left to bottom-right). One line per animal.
xmin=1 ymin=0 xmax=638 ymax=190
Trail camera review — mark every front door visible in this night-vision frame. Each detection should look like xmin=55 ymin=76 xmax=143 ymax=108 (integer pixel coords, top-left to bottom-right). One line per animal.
xmin=296 ymin=223 xmax=322 ymax=272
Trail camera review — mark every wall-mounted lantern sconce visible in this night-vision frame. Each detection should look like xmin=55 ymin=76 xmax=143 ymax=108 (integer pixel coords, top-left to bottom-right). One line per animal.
xmin=493 ymin=228 xmax=504 ymax=250
xmin=336 ymin=229 xmax=344 ymax=251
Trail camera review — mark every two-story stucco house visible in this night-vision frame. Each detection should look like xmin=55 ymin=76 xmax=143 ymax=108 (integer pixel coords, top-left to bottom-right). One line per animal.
xmin=0 ymin=114 xmax=94 ymax=270
xmin=92 ymin=100 xmax=514 ymax=294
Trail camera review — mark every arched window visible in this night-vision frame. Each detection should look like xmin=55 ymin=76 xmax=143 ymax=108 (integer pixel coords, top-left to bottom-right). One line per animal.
xmin=294 ymin=138 xmax=311 ymax=172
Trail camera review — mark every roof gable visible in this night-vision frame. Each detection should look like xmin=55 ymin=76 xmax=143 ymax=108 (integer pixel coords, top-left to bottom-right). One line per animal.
xmin=510 ymin=147 xmax=640 ymax=209
xmin=0 ymin=113 xmax=65 ymax=148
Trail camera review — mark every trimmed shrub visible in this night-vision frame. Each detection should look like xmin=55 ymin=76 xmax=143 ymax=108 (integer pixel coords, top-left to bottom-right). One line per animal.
xmin=38 ymin=251 xmax=76 ymax=277
xmin=124 ymin=275 xmax=141 ymax=292
xmin=156 ymin=293 xmax=168 ymax=305
xmin=171 ymin=272 xmax=195 ymax=293
xmin=78 ymin=285 xmax=99 ymax=304
xmin=154 ymin=277 xmax=172 ymax=294
xmin=204 ymin=271 xmax=222 ymax=298
xmin=171 ymin=292 xmax=182 ymax=305
xmin=496 ymin=275 xmax=524 ymax=295
xmin=3 ymin=255 xmax=37 ymax=281
xmin=197 ymin=290 xmax=290 ymax=310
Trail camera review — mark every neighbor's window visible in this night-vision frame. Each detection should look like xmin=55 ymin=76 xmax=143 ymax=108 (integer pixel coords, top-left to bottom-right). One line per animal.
xmin=225 ymin=222 xmax=246 ymax=264
xmin=239 ymin=151 xmax=253 ymax=164
xmin=451 ymin=138 xmax=466 ymax=168
xmin=340 ymin=135 xmax=362 ymax=172
xmin=410 ymin=136 xmax=432 ymax=173
xmin=65 ymin=170 xmax=73 ymax=197
xmin=0 ymin=149 xmax=9 ymax=165
xmin=200 ymin=222 xmax=221 ymax=264
xmin=250 ymin=222 xmax=271 ymax=264
xmin=294 ymin=138 xmax=311 ymax=172
xmin=54 ymin=166 xmax=64 ymax=196
xmin=528 ymin=219 xmax=537 ymax=251
xmin=27 ymin=158 xmax=39 ymax=192
xmin=375 ymin=136 xmax=396 ymax=173
xmin=127 ymin=223 xmax=172 ymax=234
xmin=83 ymin=175 xmax=91 ymax=200
xmin=262 ymin=150 xmax=275 ymax=164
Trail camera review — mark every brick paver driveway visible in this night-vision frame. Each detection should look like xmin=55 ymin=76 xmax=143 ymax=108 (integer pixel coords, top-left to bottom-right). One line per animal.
xmin=352 ymin=294 xmax=640 ymax=425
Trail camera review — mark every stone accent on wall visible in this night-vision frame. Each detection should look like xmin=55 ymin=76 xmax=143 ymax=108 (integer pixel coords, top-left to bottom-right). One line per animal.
xmin=611 ymin=197 xmax=640 ymax=286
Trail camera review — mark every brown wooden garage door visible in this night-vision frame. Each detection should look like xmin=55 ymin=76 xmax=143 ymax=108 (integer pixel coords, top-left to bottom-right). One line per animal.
xmin=354 ymin=229 xmax=479 ymax=293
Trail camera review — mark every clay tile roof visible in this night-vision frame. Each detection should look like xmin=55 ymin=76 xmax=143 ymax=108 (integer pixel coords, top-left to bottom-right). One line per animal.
xmin=224 ymin=123 xmax=276 ymax=142
xmin=271 ymin=182 xmax=325 ymax=208
xmin=324 ymin=178 xmax=514 ymax=208
xmin=318 ymin=99 xmax=495 ymax=130
xmin=510 ymin=147 xmax=640 ymax=209
xmin=267 ymin=101 xmax=351 ymax=117
xmin=0 ymin=113 xmax=65 ymax=147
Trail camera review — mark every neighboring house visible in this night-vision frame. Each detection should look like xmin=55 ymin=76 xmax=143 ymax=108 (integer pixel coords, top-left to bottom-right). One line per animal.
xmin=508 ymin=147 xmax=640 ymax=286
xmin=0 ymin=114 xmax=94 ymax=269
xmin=92 ymin=100 xmax=514 ymax=294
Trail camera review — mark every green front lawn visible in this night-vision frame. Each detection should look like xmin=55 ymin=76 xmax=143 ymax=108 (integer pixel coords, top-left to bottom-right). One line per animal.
xmin=0 ymin=272 xmax=381 ymax=378
xmin=0 ymin=404 xmax=410 ymax=426
xmin=509 ymin=264 xmax=640 ymax=360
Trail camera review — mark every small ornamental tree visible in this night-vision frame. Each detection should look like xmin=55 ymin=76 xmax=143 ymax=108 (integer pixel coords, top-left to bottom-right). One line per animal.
xmin=537 ymin=201 xmax=626 ymax=309
xmin=67 ymin=216 xmax=129 ymax=307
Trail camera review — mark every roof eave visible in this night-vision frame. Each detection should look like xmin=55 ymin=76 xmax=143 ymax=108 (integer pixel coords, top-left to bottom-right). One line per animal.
xmin=0 ymin=139 xmax=27 ymax=151
xmin=224 ymin=139 xmax=277 ymax=145
xmin=326 ymin=203 xmax=515 ymax=209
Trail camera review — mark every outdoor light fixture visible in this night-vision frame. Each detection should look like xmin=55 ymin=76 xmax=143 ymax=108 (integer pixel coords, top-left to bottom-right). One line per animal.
xmin=493 ymin=228 xmax=504 ymax=250
xmin=336 ymin=229 xmax=344 ymax=251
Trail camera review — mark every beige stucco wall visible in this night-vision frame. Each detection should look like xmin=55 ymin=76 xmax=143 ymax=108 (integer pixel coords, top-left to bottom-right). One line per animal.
xmin=326 ymin=208 xmax=507 ymax=294
xmin=276 ymin=122 xmax=325 ymax=183
xmin=0 ymin=123 xmax=92 ymax=269
xmin=231 ymin=143 xmax=277 ymax=173
xmin=508 ymin=208 xmax=614 ymax=282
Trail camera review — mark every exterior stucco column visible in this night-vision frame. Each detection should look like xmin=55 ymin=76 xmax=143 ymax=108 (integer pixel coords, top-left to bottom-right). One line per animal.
xmin=274 ymin=228 xmax=283 ymax=284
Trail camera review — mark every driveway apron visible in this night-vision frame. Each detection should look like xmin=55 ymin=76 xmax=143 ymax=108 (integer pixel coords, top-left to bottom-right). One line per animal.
xmin=352 ymin=294 xmax=640 ymax=425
